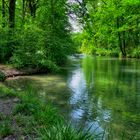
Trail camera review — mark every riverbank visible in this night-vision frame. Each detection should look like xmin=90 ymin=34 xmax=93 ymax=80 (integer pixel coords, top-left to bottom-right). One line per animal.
xmin=0 ymin=83 xmax=95 ymax=140
xmin=79 ymin=45 xmax=140 ymax=59
xmin=0 ymin=64 xmax=49 ymax=79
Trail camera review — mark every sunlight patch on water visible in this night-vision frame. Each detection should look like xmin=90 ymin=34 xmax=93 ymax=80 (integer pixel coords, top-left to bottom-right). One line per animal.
xmin=68 ymin=68 xmax=87 ymax=105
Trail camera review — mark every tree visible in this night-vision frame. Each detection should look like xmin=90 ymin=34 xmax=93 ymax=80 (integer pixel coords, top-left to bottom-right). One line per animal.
xmin=9 ymin=0 xmax=16 ymax=28
xmin=2 ymin=0 xmax=5 ymax=27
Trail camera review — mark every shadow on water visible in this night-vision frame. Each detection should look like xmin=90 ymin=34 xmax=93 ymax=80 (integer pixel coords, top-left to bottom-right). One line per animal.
xmin=5 ymin=55 xmax=140 ymax=139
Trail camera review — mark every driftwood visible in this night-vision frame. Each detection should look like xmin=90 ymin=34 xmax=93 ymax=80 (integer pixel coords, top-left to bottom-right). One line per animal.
xmin=0 ymin=64 xmax=48 ymax=78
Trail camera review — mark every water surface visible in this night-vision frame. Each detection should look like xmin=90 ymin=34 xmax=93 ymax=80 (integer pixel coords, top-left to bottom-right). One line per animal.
xmin=5 ymin=56 xmax=140 ymax=139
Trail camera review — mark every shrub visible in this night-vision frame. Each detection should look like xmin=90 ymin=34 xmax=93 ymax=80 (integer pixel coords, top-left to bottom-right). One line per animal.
xmin=0 ymin=28 xmax=17 ymax=63
xmin=11 ymin=26 xmax=71 ymax=71
xmin=0 ymin=72 xmax=6 ymax=82
xmin=131 ymin=47 xmax=140 ymax=58
xmin=11 ymin=27 xmax=45 ymax=69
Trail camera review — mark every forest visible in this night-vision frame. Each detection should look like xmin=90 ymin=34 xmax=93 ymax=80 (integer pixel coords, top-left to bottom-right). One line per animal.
xmin=73 ymin=0 xmax=140 ymax=58
xmin=0 ymin=0 xmax=140 ymax=70
xmin=0 ymin=0 xmax=74 ymax=71
xmin=0 ymin=0 xmax=140 ymax=139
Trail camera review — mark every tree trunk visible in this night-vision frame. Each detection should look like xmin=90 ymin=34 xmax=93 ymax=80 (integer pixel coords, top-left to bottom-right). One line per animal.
xmin=22 ymin=0 xmax=25 ymax=23
xmin=121 ymin=31 xmax=126 ymax=57
xmin=29 ymin=0 xmax=37 ymax=18
xmin=9 ymin=0 xmax=16 ymax=28
xmin=2 ymin=0 xmax=5 ymax=27
xmin=117 ymin=17 xmax=126 ymax=57
xmin=117 ymin=17 xmax=124 ymax=56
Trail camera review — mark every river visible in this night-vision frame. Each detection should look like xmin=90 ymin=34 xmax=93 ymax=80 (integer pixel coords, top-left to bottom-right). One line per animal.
xmin=5 ymin=55 xmax=140 ymax=139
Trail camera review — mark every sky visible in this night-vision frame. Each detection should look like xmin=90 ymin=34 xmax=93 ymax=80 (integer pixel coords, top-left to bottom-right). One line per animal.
xmin=68 ymin=0 xmax=83 ymax=32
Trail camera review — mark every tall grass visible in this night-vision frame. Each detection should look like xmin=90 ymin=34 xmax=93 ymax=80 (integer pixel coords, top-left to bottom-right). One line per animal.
xmin=35 ymin=124 xmax=94 ymax=140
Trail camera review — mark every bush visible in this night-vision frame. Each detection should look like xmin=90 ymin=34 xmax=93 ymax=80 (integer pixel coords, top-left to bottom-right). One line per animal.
xmin=0 ymin=72 xmax=6 ymax=82
xmin=0 ymin=28 xmax=16 ymax=63
xmin=131 ymin=47 xmax=140 ymax=58
xmin=11 ymin=27 xmax=44 ymax=68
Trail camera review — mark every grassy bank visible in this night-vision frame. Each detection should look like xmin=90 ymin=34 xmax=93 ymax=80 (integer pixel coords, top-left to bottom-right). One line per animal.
xmin=0 ymin=83 xmax=96 ymax=140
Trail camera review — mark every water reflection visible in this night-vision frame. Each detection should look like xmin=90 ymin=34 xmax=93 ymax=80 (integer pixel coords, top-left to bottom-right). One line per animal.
xmin=67 ymin=57 xmax=111 ymax=135
xmin=67 ymin=56 xmax=140 ymax=139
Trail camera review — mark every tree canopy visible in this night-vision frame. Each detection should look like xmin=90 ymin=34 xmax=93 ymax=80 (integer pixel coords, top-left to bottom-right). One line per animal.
xmin=0 ymin=0 xmax=140 ymax=71
xmin=72 ymin=0 xmax=140 ymax=57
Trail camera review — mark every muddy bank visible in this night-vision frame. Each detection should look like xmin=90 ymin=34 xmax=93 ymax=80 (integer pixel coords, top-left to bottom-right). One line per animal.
xmin=0 ymin=64 xmax=48 ymax=78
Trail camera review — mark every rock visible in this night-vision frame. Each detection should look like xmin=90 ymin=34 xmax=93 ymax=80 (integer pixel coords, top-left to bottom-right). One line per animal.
xmin=13 ymin=98 xmax=20 ymax=103
xmin=0 ymin=98 xmax=20 ymax=115
xmin=4 ymin=135 xmax=17 ymax=140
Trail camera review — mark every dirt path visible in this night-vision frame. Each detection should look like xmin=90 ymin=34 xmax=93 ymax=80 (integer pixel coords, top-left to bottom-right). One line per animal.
xmin=0 ymin=97 xmax=21 ymax=140
xmin=0 ymin=98 xmax=20 ymax=115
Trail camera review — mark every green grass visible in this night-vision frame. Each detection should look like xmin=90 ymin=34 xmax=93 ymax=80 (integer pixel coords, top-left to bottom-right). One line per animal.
xmin=0 ymin=119 xmax=14 ymax=138
xmin=0 ymin=83 xmax=16 ymax=98
xmin=35 ymin=124 xmax=94 ymax=140
xmin=0 ymin=110 xmax=14 ymax=138
xmin=0 ymin=112 xmax=5 ymax=120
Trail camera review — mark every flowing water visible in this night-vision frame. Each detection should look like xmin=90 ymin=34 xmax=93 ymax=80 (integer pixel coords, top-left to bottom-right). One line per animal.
xmin=5 ymin=55 xmax=140 ymax=139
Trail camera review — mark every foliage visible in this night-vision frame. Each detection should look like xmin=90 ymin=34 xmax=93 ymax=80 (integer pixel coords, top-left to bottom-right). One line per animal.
xmin=10 ymin=27 xmax=58 ymax=70
xmin=0 ymin=0 xmax=74 ymax=71
xmin=71 ymin=0 xmax=140 ymax=57
xmin=71 ymin=33 xmax=83 ymax=53
xmin=131 ymin=47 xmax=140 ymax=58
xmin=0 ymin=28 xmax=14 ymax=62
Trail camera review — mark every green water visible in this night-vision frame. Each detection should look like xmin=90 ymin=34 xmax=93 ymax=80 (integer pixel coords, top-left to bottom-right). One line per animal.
xmin=5 ymin=56 xmax=140 ymax=139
